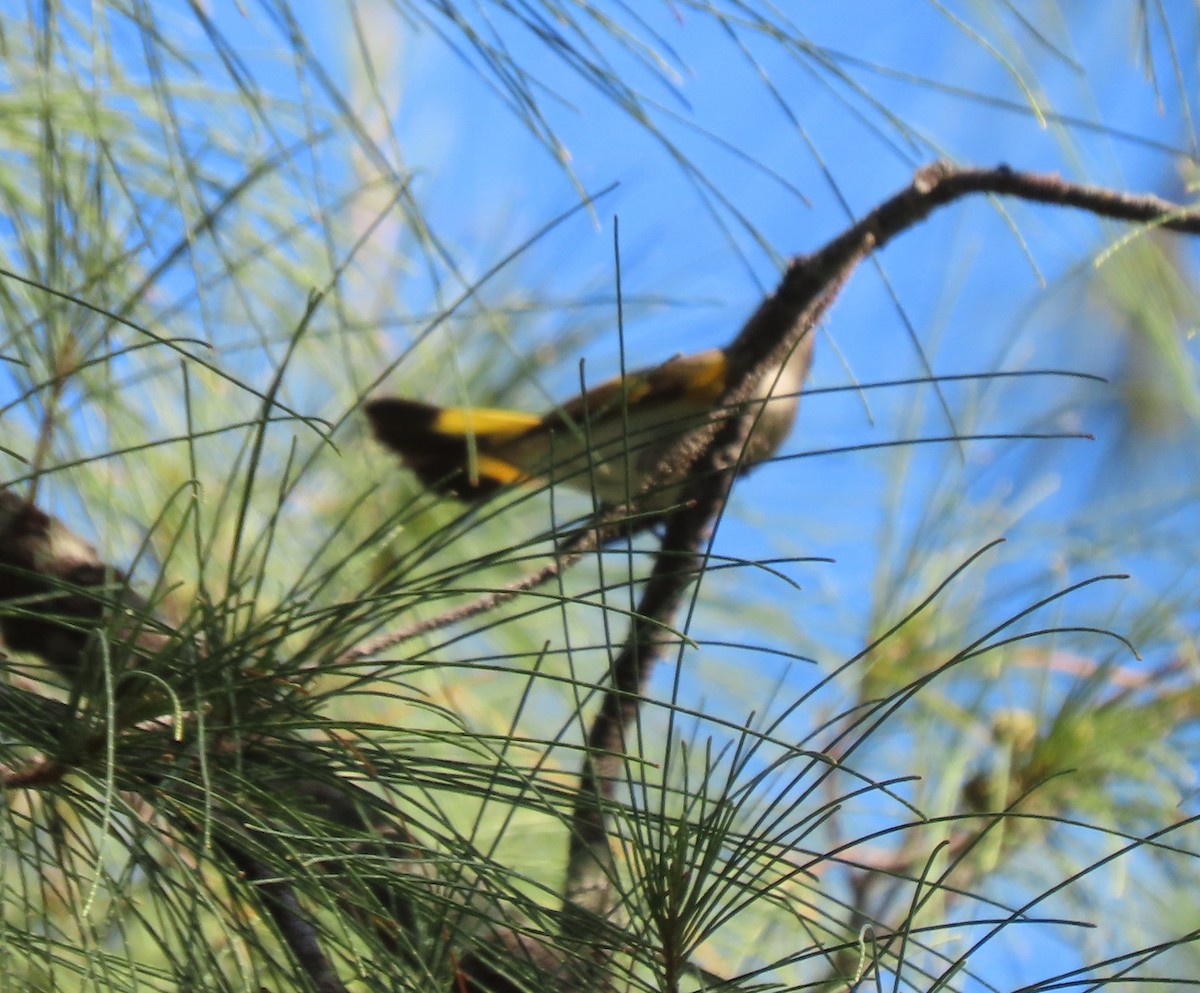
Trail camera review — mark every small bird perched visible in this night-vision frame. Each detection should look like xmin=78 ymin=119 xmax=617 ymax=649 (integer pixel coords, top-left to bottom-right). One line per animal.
xmin=0 ymin=489 xmax=151 ymax=680
xmin=365 ymin=334 xmax=814 ymax=507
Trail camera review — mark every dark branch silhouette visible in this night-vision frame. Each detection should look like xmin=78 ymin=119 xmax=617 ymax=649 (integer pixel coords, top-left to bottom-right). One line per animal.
xmin=5 ymin=162 xmax=1200 ymax=992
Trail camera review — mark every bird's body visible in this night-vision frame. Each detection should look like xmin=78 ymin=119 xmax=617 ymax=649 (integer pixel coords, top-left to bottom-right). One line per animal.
xmin=366 ymin=335 xmax=813 ymax=506
xmin=0 ymin=490 xmax=152 ymax=680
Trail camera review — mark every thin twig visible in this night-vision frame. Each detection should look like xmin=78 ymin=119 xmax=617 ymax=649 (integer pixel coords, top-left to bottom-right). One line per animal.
xmin=334 ymin=518 xmax=626 ymax=663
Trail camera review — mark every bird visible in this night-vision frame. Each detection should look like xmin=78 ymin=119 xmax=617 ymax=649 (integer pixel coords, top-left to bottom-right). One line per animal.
xmin=365 ymin=334 xmax=814 ymax=507
xmin=0 ymin=489 xmax=153 ymax=680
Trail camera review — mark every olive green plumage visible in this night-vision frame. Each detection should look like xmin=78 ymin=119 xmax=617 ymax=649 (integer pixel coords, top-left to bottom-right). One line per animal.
xmin=366 ymin=336 xmax=813 ymax=506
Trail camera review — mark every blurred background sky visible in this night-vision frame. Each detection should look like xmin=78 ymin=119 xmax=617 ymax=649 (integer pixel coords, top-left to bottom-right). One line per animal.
xmin=274 ymin=6 xmax=1200 ymax=982
xmin=291 ymin=0 xmax=1200 ymax=657
xmin=14 ymin=2 xmax=1196 ymax=986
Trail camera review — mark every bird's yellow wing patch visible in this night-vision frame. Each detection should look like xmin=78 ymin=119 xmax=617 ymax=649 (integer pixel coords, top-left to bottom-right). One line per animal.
xmin=434 ymin=406 xmax=541 ymax=438
xmin=665 ymin=348 xmax=727 ymax=405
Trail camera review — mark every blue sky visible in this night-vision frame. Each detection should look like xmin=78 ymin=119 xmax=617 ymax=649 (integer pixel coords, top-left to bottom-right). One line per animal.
xmin=4 ymin=2 xmax=1190 ymax=988
xmin=299 ymin=5 xmax=1200 ymax=986
xmin=347 ymin=1 xmax=1200 ymax=645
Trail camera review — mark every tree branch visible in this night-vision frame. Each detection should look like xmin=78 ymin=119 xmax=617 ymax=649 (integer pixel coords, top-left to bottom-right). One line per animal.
xmin=557 ymin=159 xmax=1200 ymax=987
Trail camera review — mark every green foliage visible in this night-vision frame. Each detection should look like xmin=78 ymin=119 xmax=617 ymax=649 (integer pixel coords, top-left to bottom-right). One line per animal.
xmin=1 ymin=3 xmax=1199 ymax=992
